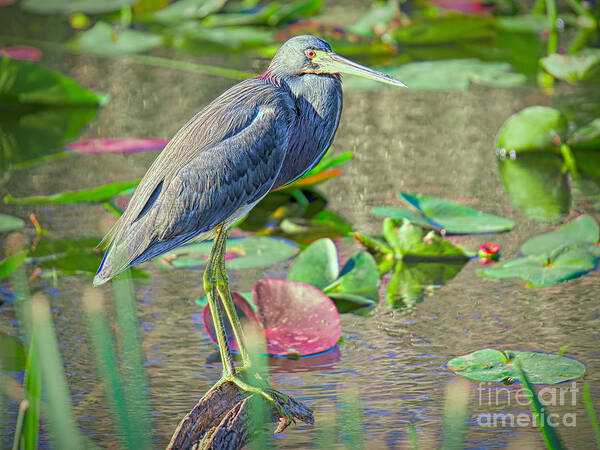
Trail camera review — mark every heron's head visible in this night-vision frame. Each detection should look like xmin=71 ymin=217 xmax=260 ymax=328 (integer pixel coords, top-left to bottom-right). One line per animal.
xmin=264 ymin=35 xmax=406 ymax=88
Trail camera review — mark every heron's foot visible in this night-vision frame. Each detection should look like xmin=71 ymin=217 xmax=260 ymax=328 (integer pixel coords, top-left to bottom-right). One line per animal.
xmin=210 ymin=371 xmax=313 ymax=433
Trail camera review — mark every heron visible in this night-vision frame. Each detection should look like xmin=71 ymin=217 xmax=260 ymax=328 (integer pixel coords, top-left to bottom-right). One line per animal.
xmin=94 ymin=34 xmax=405 ymax=423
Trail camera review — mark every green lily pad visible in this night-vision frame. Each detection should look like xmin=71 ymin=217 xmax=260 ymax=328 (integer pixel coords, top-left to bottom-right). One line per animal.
xmin=0 ymin=58 xmax=106 ymax=106
xmin=377 ymin=192 xmax=515 ymax=234
xmin=0 ymin=213 xmax=25 ymax=233
xmin=385 ymin=261 xmax=465 ymax=309
xmin=174 ymin=24 xmax=274 ymax=50
xmin=393 ymin=219 xmax=470 ymax=260
xmin=0 ymin=107 xmax=98 ymax=172
xmin=323 ymin=251 xmax=379 ymax=301
xmin=21 ymin=0 xmax=137 ymax=14
xmin=0 ymin=251 xmax=28 ymax=280
xmin=480 ymin=215 xmax=600 ymax=286
xmin=347 ymin=0 xmax=398 ymax=37
xmin=157 ymin=236 xmax=298 ymax=270
xmin=327 ymin=293 xmax=375 ymax=313
xmin=541 ymin=50 xmax=600 ymax=83
xmin=372 ymin=206 xmax=432 ymax=229
xmin=71 ymin=22 xmax=163 ymax=56
xmin=345 ymin=59 xmax=525 ymax=92
xmin=521 ymin=215 xmax=599 ymax=258
xmin=4 ymin=179 xmax=139 ymax=204
xmin=495 ymin=14 xmax=551 ymax=34
xmin=0 ymin=331 xmax=26 ymax=371
xmin=568 ymin=118 xmax=600 ymax=150
xmin=146 ymin=0 xmax=226 ymax=24
xmin=497 ymin=153 xmax=571 ymax=224
xmin=288 ymin=238 xmax=339 ymax=289
xmin=496 ymin=106 xmax=567 ymax=154
xmin=447 ymin=349 xmax=586 ymax=384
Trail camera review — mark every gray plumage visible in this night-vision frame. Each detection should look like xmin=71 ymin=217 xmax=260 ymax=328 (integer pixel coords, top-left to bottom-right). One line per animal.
xmin=94 ymin=34 xmax=404 ymax=286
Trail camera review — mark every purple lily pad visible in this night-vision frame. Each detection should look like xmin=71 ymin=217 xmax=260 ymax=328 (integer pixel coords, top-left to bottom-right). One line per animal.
xmin=0 ymin=46 xmax=41 ymax=61
xmin=66 ymin=137 xmax=168 ymax=154
xmin=202 ymin=292 xmax=262 ymax=352
xmin=202 ymin=279 xmax=341 ymax=357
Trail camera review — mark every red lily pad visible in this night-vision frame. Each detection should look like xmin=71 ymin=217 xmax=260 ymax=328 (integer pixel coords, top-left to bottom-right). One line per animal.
xmin=202 ymin=279 xmax=341 ymax=357
xmin=0 ymin=46 xmax=41 ymax=61
xmin=66 ymin=137 xmax=168 ymax=154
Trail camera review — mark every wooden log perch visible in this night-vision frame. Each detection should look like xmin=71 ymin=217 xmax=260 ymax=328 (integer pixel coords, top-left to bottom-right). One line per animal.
xmin=167 ymin=381 xmax=313 ymax=450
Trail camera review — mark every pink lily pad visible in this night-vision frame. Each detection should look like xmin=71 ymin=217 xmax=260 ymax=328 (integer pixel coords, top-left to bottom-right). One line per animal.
xmin=202 ymin=279 xmax=341 ymax=357
xmin=66 ymin=137 xmax=168 ymax=154
xmin=0 ymin=0 xmax=16 ymax=6
xmin=0 ymin=46 xmax=41 ymax=61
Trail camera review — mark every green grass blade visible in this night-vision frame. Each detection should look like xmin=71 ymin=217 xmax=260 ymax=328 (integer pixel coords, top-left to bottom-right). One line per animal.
xmin=22 ymin=332 xmax=41 ymax=450
xmin=584 ymin=382 xmax=600 ymax=449
xmin=12 ymin=400 xmax=28 ymax=450
xmin=408 ymin=423 xmax=419 ymax=450
xmin=83 ymin=289 xmax=137 ymax=449
xmin=516 ymin=362 xmax=563 ymax=449
xmin=31 ymin=294 xmax=84 ymax=449
xmin=110 ymin=272 xmax=153 ymax=448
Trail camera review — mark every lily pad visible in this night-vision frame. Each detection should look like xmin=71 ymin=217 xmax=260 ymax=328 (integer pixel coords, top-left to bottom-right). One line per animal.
xmin=541 ymin=51 xmax=600 ymax=83
xmin=146 ymin=0 xmax=226 ymax=24
xmin=521 ymin=215 xmax=599 ymax=258
xmin=157 ymin=236 xmax=298 ymax=270
xmin=345 ymin=59 xmax=525 ymax=92
xmin=323 ymin=251 xmax=379 ymax=301
xmin=0 ymin=331 xmax=26 ymax=371
xmin=288 ymin=238 xmax=339 ymax=289
xmin=252 ymin=279 xmax=341 ymax=356
xmin=4 ymin=179 xmax=139 ymax=204
xmin=203 ymin=279 xmax=341 ymax=356
xmin=326 ymin=293 xmax=376 ymax=313
xmin=0 ymin=57 xmax=106 ymax=106
xmin=447 ymin=349 xmax=586 ymax=384
xmin=480 ymin=215 xmax=600 ymax=286
xmin=496 ymin=106 xmax=567 ymax=154
xmin=71 ymin=22 xmax=163 ymax=56
xmin=66 ymin=137 xmax=168 ymax=154
xmin=392 ymin=16 xmax=494 ymax=45
xmin=0 ymin=213 xmax=25 ymax=233
xmin=375 ymin=192 xmax=514 ymax=234
xmin=0 ymin=46 xmax=41 ymax=61
xmin=497 ymin=153 xmax=571 ymax=224
xmin=392 ymin=219 xmax=470 ymax=260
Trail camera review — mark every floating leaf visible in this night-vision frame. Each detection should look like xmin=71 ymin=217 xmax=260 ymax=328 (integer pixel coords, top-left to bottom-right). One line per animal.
xmin=173 ymin=23 xmax=274 ymax=50
xmin=0 ymin=106 xmax=99 ymax=171
xmin=0 ymin=213 xmax=25 ymax=233
xmin=345 ymin=59 xmax=525 ymax=91
xmin=324 ymin=251 xmax=379 ymax=301
xmin=541 ymin=51 xmax=600 ymax=83
xmin=521 ymin=215 xmax=599 ymax=258
xmin=480 ymin=215 xmax=600 ymax=286
xmin=288 ymin=238 xmax=339 ymax=289
xmin=66 ymin=137 xmax=168 ymax=154
xmin=0 ymin=331 xmax=26 ymax=371
xmin=347 ymin=0 xmax=398 ymax=37
xmin=21 ymin=0 xmax=137 ymax=14
xmin=447 ymin=349 xmax=586 ymax=384
xmin=326 ymin=293 xmax=375 ymax=313
xmin=497 ymin=153 xmax=570 ymax=224
xmin=0 ymin=250 xmax=28 ymax=279
xmin=71 ymin=22 xmax=163 ymax=56
xmin=146 ymin=0 xmax=226 ymax=24
xmin=391 ymin=219 xmax=470 ymax=260
xmin=253 ymin=279 xmax=341 ymax=356
xmin=568 ymin=118 xmax=600 ymax=150
xmin=495 ymin=14 xmax=550 ymax=34
xmin=0 ymin=58 xmax=106 ymax=106
xmin=385 ymin=261 xmax=465 ymax=309
xmin=0 ymin=46 xmax=41 ymax=61
xmin=157 ymin=236 xmax=297 ymax=270
xmin=375 ymin=192 xmax=514 ymax=234
xmin=4 ymin=180 xmax=139 ymax=204
xmin=496 ymin=106 xmax=567 ymax=154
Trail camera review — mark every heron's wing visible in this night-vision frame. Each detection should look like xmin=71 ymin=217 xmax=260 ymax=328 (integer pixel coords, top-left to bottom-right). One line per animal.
xmin=94 ymin=102 xmax=293 ymax=285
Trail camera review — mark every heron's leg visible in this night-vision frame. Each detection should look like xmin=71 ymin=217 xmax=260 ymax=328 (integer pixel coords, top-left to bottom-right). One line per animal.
xmin=213 ymin=226 xmax=252 ymax=369
xmin=203 ymin=234 xmax=235 ymax=377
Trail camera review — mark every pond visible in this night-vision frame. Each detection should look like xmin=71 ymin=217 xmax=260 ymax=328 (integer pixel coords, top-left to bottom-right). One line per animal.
xmin=1 ymin=2 xmax=600 ymax=449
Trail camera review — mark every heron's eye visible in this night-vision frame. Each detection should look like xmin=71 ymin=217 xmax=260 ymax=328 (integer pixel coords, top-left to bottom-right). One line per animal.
xmin=305 ymin=49 xmax=316 ymax=59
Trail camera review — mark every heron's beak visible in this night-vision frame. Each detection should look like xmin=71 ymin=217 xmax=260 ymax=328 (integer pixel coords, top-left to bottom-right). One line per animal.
xmin=313 ymin=50 xmax=407 ymax=87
